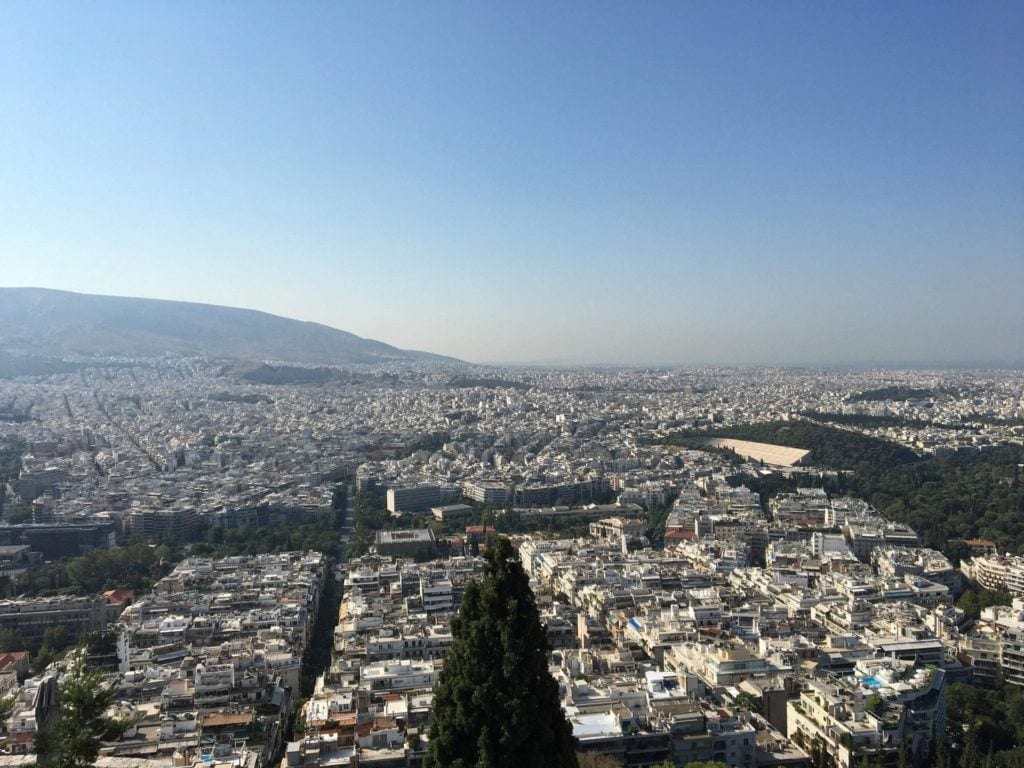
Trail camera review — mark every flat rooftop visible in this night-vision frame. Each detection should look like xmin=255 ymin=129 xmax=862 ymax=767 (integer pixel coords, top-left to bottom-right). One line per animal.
xmin=377 ymin=529 xmax=434 ymax=544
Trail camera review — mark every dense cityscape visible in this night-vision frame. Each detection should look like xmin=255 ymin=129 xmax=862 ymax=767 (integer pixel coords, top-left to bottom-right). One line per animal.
xmin=0 ymin=358 xmax=1021 ymax=767
xmin=3 ymin=3 xmax=1021 ymax=767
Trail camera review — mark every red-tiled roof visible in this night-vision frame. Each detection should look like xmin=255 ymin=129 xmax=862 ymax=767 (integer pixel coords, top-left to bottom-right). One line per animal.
xmin=102 ymin=589 xmax=134 ymax=604
xmin=0 ymin=652 xmax=28 ymax=672
xmin=665 ymin=530 xmax=696 ymax=541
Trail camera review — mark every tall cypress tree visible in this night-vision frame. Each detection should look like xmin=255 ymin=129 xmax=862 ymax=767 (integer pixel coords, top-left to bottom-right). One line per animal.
xmin=425 ymin=537 xmax=578 ymax=768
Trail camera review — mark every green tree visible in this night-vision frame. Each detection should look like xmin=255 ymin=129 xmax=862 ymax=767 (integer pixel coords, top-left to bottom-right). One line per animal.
xmin=957 ymin=587 xmax=1013 ymax=622
xmin=40 ymin=654 xmax=130 ymax=768
xmin=33 ymin=644 xmax=58 ymax=674
xmin=0 ymin=693 xmax=15 ymax=722
xmin=963 ymin=722 xmax=982 ymax=768
xmin=0 ymin=628 xmax=26 ymax=653
xmin=932 ymin=722 xmax=952 ymax=768
xmin=5 ymin=502 xmax=32 ymax=524
xmin=424 ymin=537 xmax=577 ymax=768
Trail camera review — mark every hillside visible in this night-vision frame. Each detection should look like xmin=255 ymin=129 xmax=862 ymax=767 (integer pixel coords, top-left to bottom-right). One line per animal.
xmin=656 ymin=420 xmax=920 ymax=470
xmin=0 ymin=350 xmax=79 ymax=379
xmin=0 ymin=288 xmax=459 ymax=366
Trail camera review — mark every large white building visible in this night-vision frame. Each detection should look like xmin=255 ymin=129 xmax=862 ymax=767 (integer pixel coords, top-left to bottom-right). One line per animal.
xmin=386 ymin=484 xmax=442 ymax=514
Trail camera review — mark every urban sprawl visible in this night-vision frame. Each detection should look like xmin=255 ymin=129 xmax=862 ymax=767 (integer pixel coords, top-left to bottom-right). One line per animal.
xmin=0 ymin=361 xmax=1022 ymax=768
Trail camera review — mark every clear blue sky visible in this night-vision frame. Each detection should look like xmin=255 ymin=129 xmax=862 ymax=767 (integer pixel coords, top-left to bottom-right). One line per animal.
xmin=2 ymin=1 xmax=1022 ymax=365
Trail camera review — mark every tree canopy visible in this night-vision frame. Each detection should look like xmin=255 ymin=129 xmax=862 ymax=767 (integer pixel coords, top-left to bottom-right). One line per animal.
xmin=38 ymin=654 xmax=130 ymax=768
xmin=663 ymin=420 xmax=1024 ymax=556
xmin=657 ymin=420 xmax=921 ymax=470
xmin=424 ymin=537 xmax=577 ymax=768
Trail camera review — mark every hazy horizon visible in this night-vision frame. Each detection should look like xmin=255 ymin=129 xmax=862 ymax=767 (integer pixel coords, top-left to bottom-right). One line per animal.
xmin=3 ymin=2 xmax=1022 ymax=366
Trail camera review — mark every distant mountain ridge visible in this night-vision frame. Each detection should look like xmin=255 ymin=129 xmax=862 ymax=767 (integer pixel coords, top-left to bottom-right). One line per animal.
xmin=0 ymin=288 xmax=459 ymax=366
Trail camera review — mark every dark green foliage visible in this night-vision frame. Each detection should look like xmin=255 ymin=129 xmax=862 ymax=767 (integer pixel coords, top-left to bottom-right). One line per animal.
xmin=836 ymin=446 xmax=1024 ymax=553
xmin=962 ymin=723 xmax=982 ymax=768
xmin=14 ymin=542 xmax=179 ymax=599
xmin=346 ymin=490 xmax=391 ymax=558
xmin=298 ymin=571 xmax=340 ymax=699
xmin=990 ymin=747 xmax=1024 ymax=767
xmin=685 ymin=421 xmax=1024 ymax=555
xmin=968 ymin=415 xmax=1024 ymax=428
xmin=933 ymin=727 xmax=952 ymax=768
xmin=226 ymin=364 xmax=412 ymax=385
xmin=424 ymin=538 xmax=577 ymax=768
xmin=426 ymin=504 xmax=614 ymax=542
xmin=331 ymin=485 xmax=348 ymax=518
xmin=577 ymin=752 xmax=623 ymax=767
xmin=64 ymin=542 xmax=177 ymax=593
xmin=191 ymin=521 xmax=341 ymax=558
xmin=957 ymin=587 xmax=1014 ymax=621
xmin=495 ymin=511 xmax=604 ymax=540
xmin=0 ymin=694 xmax=14 ymax=721
xmin=0 ymin=628 xmax=26 ymax=653
xmin=344 ymin=527 xmax=374 ymax=560
xmin=84 ymin=628 xmax=121 ymax=670
xmin=947 ymin=682 xmax=1024 ymax=764
xmin=645 ymin=492 xmax=681 ymax=542
xmin=0 ymin=439 xmax=25 ymax=512
xmin=848 ymin=386 xmax=943 ymax=402
xmin=731 ymin=691 xmax=762 ymax=714
xmin=657 ymin=420 xmax=920 ymax=471
xmin=0 ymin=440 xmax=25 ymax=478
xmin=801 ymin=410 xmax=944 ymax=430
xmin=33 ymin=625 xmax=74 ymax=671
xmin=865 ymin=694 xmax=883 ymax=714
xmin=40 ymin=654 xmax=130 ymax=768
xmin=4 ymin=502 xmax=32 ymax=524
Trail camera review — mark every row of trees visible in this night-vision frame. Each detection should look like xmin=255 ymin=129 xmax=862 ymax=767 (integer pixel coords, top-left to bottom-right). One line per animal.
xmin=0 ymin=439 xmax=25 ymax=513
xmin=0 ymin=500 xmax=353 ymax=608
xmin=5 ymin=541 xmax=179 ymax=599
xmin=645 ymin=492 xmax=681 ymax=543
xmin=8 ymin=483 xmax=352 ymax=599
xmin=580 ymin=759 xmax=725 ymax=768
xmin=801 ymin=410 xmax=943 ymax=431
xmin=345 ymin=489 xmax=390 ymax=559
xmin=345 ymin=490 xmax=614 ymax=560
xmin=297 ymin=571 xmax=340 ymax=699
xmin=191 ymin=518 xmax=343 ymax=558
